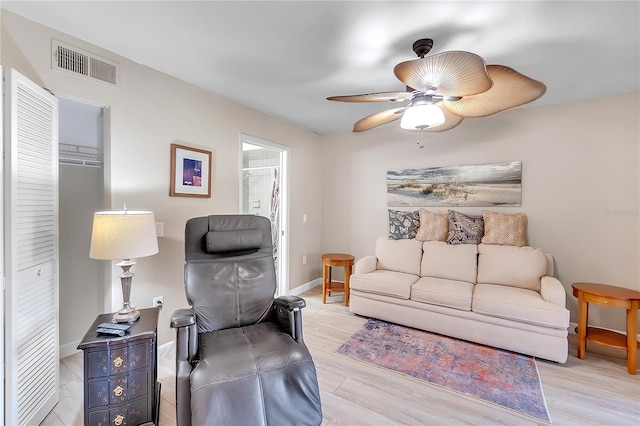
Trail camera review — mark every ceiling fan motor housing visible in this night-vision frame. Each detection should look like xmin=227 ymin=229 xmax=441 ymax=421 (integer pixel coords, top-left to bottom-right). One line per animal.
xmin=412 ymin=38 xmax=434 ymax=58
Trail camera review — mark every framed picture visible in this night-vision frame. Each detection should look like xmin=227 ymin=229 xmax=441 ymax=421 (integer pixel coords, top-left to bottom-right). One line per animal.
xmin=387 ymin=161 xmax=522 ymax=207
xmin=170 ymin=143 xmax=212 ymax=198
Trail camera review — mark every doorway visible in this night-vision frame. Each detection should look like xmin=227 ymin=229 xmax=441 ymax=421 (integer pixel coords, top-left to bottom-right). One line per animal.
xmin=239 ymin=134 xmax=289 ymax=295
xmin=57 ymin=95 xmax=106 ymax=357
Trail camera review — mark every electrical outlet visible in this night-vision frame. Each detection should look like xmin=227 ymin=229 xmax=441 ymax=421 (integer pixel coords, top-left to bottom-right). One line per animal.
xmin=302 ymin=255 xmax=307 ymax=265
xmin=153 ymin=296 xmax=164 ymax=308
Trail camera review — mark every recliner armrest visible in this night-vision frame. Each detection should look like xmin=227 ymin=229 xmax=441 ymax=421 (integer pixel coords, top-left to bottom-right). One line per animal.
xmin=273 ymin=296 xmax=306 ymax=343
xmin=175 ymin=360 xmax=193 ymax=426
xmin=171 ymin=308 xmax=196 ymax=328
xmin=170 ymin=308 xmax=198 ymax=364
xmin=274 ymin=294 xmax=306 ymax=310
xmin=540 ymin=276 xmax=567 ymax=307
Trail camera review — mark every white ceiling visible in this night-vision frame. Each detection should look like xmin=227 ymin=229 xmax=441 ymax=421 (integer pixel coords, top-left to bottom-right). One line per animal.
xmin=3 ymin=1 xmax=639 ymax=135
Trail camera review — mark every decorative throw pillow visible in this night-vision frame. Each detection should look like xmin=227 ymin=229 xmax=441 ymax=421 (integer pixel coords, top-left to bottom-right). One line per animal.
xmin=481 ymin=211 xmax=528 ymax=246
xmin=446 ymin=210 xmax=484 ymax=245
xmin=415 ymin=209 xmax=448 ymax=241
xmin=388 ymin=209 xmax=419 ymax=240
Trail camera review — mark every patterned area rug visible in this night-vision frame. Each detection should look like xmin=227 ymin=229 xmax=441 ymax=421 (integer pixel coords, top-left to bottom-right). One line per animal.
xmin=337 ymin=319 xmax=550 ymax=422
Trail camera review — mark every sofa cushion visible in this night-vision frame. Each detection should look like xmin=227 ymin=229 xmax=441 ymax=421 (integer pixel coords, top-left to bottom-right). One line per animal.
xmin=350 ymin=270 xmax=418 ymax=300
xmin=415 ymin=209 xmax=448 ymax=242
xmin=388 ymin=209 xmax=420 ymax=240
xmin=473 ymin=284 xmax=569 ymax=329
xmin=447 ymin=210 xmax=485 ymax=245
xmin=421 ymin=241 xmax=478 ymax=283
xmin=481 ymin=211 xmax=527 ymax=246
xmin=375 ymin=237 xmax=423 ymax=276
xmin=477 ymin=244 xmax=547 ymax=291
xmin=411 ymin=277 xmax=474 ymax=311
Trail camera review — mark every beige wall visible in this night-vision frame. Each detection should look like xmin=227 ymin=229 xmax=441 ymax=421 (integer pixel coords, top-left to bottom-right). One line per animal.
xmin=321 ymin=92 xmax=640 ymax=333
xmin=1 ymin=10 xmax=323 ymax=346
xmin=2 ymin=9 xmax=639 ymax=348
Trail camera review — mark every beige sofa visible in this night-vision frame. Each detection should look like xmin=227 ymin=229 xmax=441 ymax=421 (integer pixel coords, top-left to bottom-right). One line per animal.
xmin=349 ymin=237 xmax=570 ymax=363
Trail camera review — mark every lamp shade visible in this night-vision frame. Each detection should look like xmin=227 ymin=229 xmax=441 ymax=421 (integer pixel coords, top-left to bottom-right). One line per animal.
xmin=400 ymin=104 xmax=445 ymax=130
xmin=90 ymin=210 xmax=159 ymax=260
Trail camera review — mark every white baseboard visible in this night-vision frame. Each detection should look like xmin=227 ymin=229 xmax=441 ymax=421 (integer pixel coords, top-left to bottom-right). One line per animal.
xmin=60 ymin=340 xmax=81 ymax=359
xmin=158 ymin=340 xmax=175 ymax=358
xmin=288 ymin=278 xmax=321 ymax=295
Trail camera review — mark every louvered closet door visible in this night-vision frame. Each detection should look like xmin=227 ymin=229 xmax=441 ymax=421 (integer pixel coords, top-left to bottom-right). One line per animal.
xmin=3 ymin=68 xmax=59 ymax=425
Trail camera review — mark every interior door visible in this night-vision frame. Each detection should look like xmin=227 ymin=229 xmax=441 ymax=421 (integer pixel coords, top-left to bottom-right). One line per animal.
xmin=239 ymin=134 xmax=289 ymax=295
xmin=3 ymin=67 xmax=60 ymax=425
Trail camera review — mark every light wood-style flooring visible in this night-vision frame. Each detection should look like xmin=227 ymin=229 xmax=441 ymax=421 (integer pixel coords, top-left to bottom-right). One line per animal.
xmin=43 ymin=286 xmax=640 ymax=425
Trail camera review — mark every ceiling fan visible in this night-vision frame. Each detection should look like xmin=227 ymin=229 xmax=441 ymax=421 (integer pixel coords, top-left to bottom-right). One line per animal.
xmin=328 ymin=38 xmax=546 ymax=133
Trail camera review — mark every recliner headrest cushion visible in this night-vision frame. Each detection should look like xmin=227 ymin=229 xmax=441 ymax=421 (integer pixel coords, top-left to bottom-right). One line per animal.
xmin=205 ymin=228 xmax=263 ymax=253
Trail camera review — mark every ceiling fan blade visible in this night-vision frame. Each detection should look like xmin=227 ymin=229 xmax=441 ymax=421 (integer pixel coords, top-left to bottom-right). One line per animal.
xmin=420 ymin=104 xmax=464 ymax=132
xmin=442 ymin=65 xmax=546 ymax=117
xmin=393 ymin=51 xmax=492 ymax=96
xmin=353 ymin=107 xmax=406 ymax=132
xmin=327 ymin=91 xmax=412 ymax=102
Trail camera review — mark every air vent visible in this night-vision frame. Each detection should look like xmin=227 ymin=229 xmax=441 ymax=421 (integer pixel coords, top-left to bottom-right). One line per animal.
xmin=52 ymin=40 xmax=119 ymax=87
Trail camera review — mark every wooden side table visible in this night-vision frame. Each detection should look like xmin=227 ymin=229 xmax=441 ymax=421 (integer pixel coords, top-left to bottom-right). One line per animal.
xmin=322 ymin=253 xmax=355 ymax=306
xmin=78 ymin=307 xmax=161 ymax=425
xmin=572 ymin=282 xmax=640 ymax=374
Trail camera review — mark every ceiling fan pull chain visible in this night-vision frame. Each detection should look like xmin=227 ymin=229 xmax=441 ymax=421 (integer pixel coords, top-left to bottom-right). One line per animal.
xmin=416 ymin=129 xmax=425 ymax=149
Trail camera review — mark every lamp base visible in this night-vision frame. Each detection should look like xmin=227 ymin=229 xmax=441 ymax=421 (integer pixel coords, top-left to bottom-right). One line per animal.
xmin=112 ymin=306 xmax=140 ymax=323
xmin=114 ymin=259 xmax=140 ymax=323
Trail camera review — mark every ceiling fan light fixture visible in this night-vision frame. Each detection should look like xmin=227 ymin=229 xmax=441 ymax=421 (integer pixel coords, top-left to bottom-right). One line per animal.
xmin=400 ymin=104 xmax=445 ymax=130
xmin=328 ymin=38 xmax=545 ymax=134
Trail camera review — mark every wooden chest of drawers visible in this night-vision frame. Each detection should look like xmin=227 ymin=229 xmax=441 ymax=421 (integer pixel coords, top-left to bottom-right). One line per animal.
xmin=78 ymin=308 xmax=160 ymax=426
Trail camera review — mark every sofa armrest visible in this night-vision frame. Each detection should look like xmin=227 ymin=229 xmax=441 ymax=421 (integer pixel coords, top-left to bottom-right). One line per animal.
xmin=540 ymin=276 xmax=567 ymax=307
xmin=354 ymin=255 xmax=377 ymax=274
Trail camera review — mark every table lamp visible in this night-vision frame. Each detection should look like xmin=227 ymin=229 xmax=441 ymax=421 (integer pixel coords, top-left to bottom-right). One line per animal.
xmin=90 ymin=204 xmax=159 ymax=322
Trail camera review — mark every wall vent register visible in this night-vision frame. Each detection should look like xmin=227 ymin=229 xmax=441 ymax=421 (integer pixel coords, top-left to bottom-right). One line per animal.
xmin=52 ymin=39 xmax=119 ymax=86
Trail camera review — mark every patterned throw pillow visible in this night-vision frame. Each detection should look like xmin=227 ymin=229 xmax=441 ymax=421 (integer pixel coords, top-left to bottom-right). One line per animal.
xmin=388 ymin=209 xmax=419 ymax=240
xmin=446 ymin=210 xmax=485 ymax=245
xmin=415 ymin=209 xmax=448 ymax=242
xmin=481 ymin=211 xmax=528 ymax=246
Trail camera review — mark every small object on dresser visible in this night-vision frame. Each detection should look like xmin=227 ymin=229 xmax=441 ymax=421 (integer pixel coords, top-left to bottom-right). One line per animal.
xmin=97 ymin=322 xmax=132 ymax=331
xmin=96 ymin=327 xmax=126 ymax=337
xmin=96 ymin=322 xmax=131 ymax=337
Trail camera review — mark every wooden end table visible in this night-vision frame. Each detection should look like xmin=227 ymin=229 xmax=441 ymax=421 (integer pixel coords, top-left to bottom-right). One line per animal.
xmin=322 ymin=253 xmax=355 ymax=306
xmin=572 ymin=282 xmax=640 ymax=374
xmin=78 ymin=307 xmax=161 ymax=424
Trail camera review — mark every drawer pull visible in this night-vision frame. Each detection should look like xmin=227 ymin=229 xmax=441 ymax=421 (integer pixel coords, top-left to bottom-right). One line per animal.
xmin=113 ymin=385 xmax=123 ymax=397
xmin=113 ymin=357 xmax=123 ymax=368
xmin=114 ymin=414 xmax=124 ymax=425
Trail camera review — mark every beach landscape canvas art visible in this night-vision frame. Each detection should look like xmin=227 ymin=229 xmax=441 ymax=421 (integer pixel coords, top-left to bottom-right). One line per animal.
xmin=387 ymin=161 xmax=522 ymax=207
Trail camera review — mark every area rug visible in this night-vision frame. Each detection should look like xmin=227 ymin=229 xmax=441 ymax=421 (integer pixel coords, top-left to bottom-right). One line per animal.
xmin=336 ymin=319 xmax=550 ymax=422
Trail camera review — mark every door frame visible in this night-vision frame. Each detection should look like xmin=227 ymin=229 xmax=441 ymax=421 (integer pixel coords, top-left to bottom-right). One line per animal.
xmin=238 ymin=134 xmax=290 ymax=296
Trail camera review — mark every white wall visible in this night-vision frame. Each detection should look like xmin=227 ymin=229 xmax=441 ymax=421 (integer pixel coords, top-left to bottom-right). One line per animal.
xmin=321 ymin=92 xmax=640 ymax=333
xmin=1 ymin=10 xmax=324 ymax=346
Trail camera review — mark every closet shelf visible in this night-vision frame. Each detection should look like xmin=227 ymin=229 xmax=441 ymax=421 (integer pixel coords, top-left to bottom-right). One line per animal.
xmin=59 ymin=143 xmax=102 ymax=167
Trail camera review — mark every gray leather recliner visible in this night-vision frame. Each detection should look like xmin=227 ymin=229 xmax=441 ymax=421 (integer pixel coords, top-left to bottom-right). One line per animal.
xmin=170 ymin=215 xmax=322 ymax=426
